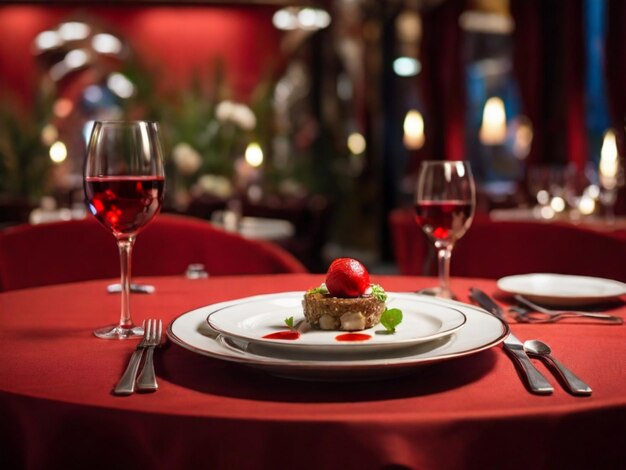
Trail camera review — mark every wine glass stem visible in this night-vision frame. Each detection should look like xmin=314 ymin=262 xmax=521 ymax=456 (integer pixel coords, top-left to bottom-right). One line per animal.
xmin=437 ymin=245 xmax=453 ymax=298
xmin=117 ymin=237 xmax=136 ymax=329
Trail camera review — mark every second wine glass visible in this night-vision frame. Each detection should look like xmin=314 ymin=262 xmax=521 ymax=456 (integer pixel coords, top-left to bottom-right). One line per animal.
xmin=414 ymin=160 xmax=476 ymax=299
xmin=84 ymin=121 xmax=165 ymax=339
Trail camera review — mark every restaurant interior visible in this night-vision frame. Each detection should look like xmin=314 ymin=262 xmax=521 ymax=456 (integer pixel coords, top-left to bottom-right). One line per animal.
xmin=0 ymin=1 xmax=625 ymax=469
xmin=1 ymin=0 xmax=624 ymax=275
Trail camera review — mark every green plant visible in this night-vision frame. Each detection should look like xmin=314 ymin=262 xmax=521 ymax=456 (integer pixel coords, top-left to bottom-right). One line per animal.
xmin=0 ymin=92 xmax=53 ymax=203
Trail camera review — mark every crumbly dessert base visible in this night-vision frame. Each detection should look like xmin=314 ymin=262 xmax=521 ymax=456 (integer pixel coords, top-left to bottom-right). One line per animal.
xmin=302 ymin=292 xmax=386 ymax=331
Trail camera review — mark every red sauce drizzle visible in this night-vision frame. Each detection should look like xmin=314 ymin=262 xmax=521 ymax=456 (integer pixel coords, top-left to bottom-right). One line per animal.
xmin=263 ymin=331 xmax=300 ymax=340
xmin=335 ymin=333 xmax=372 ymax=342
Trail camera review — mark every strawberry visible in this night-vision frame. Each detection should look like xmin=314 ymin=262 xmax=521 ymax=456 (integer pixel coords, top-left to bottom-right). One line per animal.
xmin=325 ymin=258 xmax=370 ymax=298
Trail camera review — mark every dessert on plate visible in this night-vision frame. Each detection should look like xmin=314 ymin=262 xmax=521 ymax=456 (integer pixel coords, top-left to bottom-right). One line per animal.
xmin=302 ymin=258 xmax=387 ymax=331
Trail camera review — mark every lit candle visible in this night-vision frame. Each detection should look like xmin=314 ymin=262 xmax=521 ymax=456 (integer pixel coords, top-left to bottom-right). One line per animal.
xmin=403 ymin=110 xmax=425 ymax=149
xmin=479 ymin=97 xmax=506 ymax=145
xmin=578 ymin=194 xmax=596 ymax=215
xmin=245 ymin=142 xmax=263 ymax=168
xmin=234 ymin=142 xmax=264 ymax=192
xmin=348 ymin=132 xmax=366 ymax=155
xmin=512 ymin=117 xmax=533 ymax=159
xmin=49 ymin=141 xmax=67 ymax=163
xmin=599 ymin=129 xmax=619 ymax=190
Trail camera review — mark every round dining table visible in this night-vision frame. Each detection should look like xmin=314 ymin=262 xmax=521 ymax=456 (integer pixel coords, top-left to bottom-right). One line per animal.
xmin=0 ymin=274 xmax=624 ymax=470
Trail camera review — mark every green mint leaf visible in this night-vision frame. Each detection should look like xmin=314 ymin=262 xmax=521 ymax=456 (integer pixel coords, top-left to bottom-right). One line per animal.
xmin=284 ymin=316 xmax=294 ymax=329
xmin=380 ymin=308 xmax=402 ymax=333
xmin=307 ymin=283 xmax=329 ymax=295
xmin=370 ymin=284 xmax=387 ymax=302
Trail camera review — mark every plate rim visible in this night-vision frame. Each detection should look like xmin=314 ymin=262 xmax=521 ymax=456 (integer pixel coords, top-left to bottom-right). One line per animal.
xmin=205 ymin=291 xmax=468 ymax=352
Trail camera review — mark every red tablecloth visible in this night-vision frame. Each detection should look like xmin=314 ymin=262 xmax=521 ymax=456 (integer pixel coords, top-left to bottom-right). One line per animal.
xmin=1 ymin=275 xmax=624 ymax=469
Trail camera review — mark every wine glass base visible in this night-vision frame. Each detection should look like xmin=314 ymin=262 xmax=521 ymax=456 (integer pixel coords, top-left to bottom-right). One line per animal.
xmin=93 ymin=324 xmax=144 ymax=339
xmin=416 ymin=287 xmax=457 ymax=300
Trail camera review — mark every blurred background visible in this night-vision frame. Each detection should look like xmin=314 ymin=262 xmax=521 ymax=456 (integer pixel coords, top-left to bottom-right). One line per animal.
xmin=0 ymin=0 xmax=625 ymax=273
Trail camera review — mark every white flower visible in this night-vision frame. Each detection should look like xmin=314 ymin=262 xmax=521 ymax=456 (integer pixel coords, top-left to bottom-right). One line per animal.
xmin=215 ymin=100 xmax=256 ymax=130
xmin=172 ymin=143 xmax=202 ymax=175
xmin=215 ymin=100 xmax=235 ymax=123
xmin=231 ymin=104 xmax=257 ymax=130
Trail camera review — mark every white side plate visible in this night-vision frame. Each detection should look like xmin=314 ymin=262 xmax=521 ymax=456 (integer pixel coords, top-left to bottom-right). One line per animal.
xmin=497 ymin=273 xmax=626 ymax=306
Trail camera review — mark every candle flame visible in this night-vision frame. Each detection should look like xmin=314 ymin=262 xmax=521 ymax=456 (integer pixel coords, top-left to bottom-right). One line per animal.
xmin=347 ymin=132 xmax=367 ymax=155
xmin=49 ymin=141 xmax=67 ymax=163
xmin=245 ymin=142 xmax=263 ymax=167
xmin=479 ymin=97 xmax=506 ymax=145
xmin=403 ymin=110 xmax=425 ymax=149
xmin=599 ymin=129 xmax=622 ymax=192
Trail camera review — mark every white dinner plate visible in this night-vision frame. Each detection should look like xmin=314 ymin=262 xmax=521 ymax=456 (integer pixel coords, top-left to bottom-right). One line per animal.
xmin=167 ymin=293 xmax=508 ymax=381
xmin=497 ymin=273 xmax=626 ymax=307
xmin=207 ymin=292 xmax=467 ymax=354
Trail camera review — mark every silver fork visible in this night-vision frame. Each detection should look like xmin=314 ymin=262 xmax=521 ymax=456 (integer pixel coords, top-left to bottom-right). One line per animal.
xmin=136 ymin=319 xmax=162 ymax=392
xmin=514 ymin=295 xmax=623 ymax=324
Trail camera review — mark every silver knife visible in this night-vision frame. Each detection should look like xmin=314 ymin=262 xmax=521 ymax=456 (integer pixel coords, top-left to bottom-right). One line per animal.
xmin=114 ymin=323 xmax=149 ymax=396
xmin=469 ymin=288 xmax=554 ymax=394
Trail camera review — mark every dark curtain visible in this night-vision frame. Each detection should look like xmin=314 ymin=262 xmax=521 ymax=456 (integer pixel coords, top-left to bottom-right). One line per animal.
xmin=511 ymin=0 xmax=587 ymax=169
xmin=510 ymin=0 xmax=543 ymax=165
xmin=418 ymin=0 xmax=466 ymax=165
xmin=415 ymin=0 xmax=620 ymax=181
xmin=605 ymin=0 xmax=626 ymax=212
xmin=605 ymin=0 xmax=626 ymax=148
xmin=563 ymin=0 xmax=587 ymax=171
xmin=417 ymin=0 xmax=589 ymax=168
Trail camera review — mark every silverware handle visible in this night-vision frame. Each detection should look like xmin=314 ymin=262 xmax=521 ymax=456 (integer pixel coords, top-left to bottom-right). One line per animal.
xmin=547 ymin=356 xmax=592 ymax=395
xmin=569 ymin=312 xmax=623 ymax=323
xmin=136 ymin=347 xmax=158 ymax=391
xmin=114 ymin=349 xmax=144 ymax=395
xmin=522 ymin=311 xmax=623 ymax=324
xmin=506 ymin=347 xmax=554 ymax=394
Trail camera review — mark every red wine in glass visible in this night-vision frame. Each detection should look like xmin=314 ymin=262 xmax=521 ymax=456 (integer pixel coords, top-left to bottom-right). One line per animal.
xmin=84 ymin=121 xmax=165 ymax=339
xmin=415 ymin=161 xmax=476 ymax=299
xmin=85 ymin=176 xmax=165 ymax=238
xmin=414 ymin=200 xmax=473 ymax=244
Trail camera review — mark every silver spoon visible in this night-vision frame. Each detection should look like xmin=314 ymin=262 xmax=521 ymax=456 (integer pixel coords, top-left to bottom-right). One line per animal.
xmin=523 ymin=340 xmax=592 ymax=396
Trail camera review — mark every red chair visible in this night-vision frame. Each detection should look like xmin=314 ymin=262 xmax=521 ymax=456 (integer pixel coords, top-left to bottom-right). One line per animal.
xmin=0 ymin=214 xmax=307 ymax=291
xmin=389 ymin=208 xmax=626 ymax=282
xmin=388 ymin=208 xmax=431 ymax=276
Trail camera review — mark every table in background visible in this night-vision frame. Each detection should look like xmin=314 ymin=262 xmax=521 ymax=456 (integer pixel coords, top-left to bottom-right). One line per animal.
xmin=210 ymin=210 xmax=296 ymax=241
xmin=489 ymin=207 xmax=626 ymax=235
xmin=0 ymin=275 xmax=624 ymax=469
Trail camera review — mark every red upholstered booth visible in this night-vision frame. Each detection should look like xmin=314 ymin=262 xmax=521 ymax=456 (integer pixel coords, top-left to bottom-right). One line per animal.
xmin=389 ymin=208 xmax=626 ymax=282
xmin=0 ymin=214 xmax=307 ymax=291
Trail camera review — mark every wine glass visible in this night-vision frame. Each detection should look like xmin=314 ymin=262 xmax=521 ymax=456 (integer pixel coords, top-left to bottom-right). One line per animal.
xmin=84 ymin=121 xmax=165 ymax=339
xmin=414 ymin=160 xmax=476 ymax=299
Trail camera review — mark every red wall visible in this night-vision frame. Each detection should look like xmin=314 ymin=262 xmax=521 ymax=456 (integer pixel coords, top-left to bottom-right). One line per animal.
xmin=0 ymin=5 xmax=282 ymax=105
